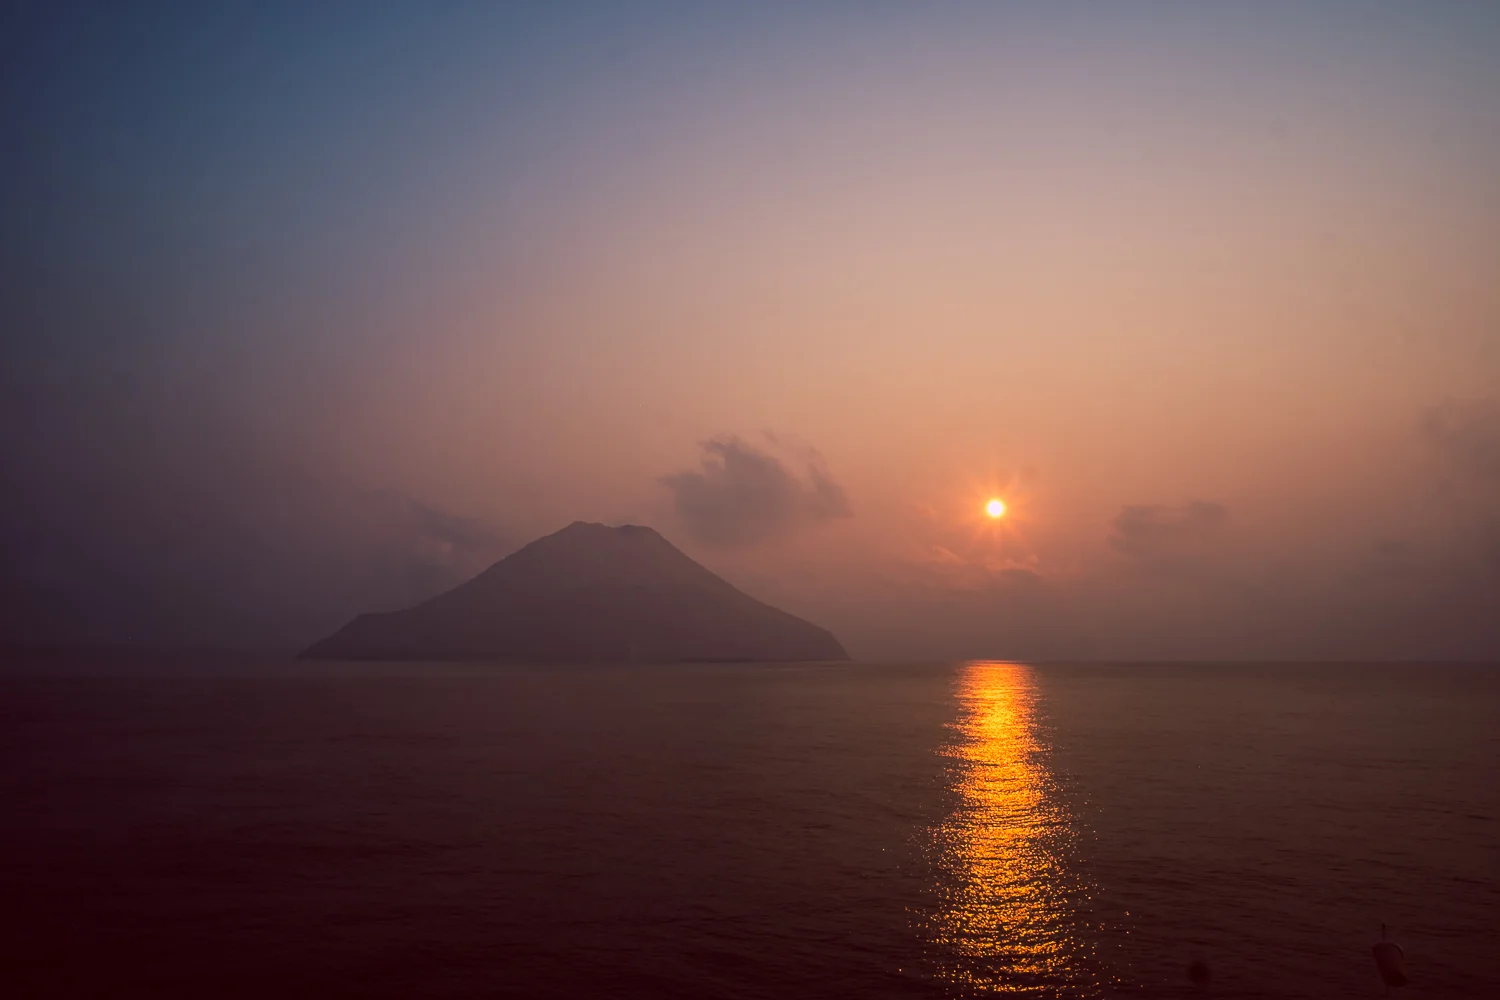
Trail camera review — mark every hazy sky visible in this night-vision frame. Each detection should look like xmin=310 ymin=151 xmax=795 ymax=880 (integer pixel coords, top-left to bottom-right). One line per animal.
xmin=3 ymin=1 xmax=1498 ymax=658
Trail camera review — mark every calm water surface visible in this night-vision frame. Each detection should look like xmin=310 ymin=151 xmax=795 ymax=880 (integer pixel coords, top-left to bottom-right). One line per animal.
xmin=1 ymin=660 xmax=1496 ymax=997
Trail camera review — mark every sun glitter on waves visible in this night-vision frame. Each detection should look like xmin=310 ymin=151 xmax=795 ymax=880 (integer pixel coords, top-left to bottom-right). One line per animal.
xmin=985 ymin=498 xmax=1006 ymax=519
xmin=925 ymin=662 xmax=1098 ymax=993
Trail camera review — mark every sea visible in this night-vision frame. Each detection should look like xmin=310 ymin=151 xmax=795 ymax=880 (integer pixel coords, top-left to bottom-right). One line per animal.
xmin=1 ymin=658 xmax=1496 ymax=998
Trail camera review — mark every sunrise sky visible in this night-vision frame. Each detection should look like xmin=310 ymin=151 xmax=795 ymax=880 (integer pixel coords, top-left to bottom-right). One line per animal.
xmin=3 ymin=2 xmax=1498 ymax=658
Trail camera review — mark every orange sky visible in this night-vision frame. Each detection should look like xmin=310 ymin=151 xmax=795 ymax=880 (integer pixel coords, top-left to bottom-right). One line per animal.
xmin=4 ymin=4 xmax=1498 ymax=656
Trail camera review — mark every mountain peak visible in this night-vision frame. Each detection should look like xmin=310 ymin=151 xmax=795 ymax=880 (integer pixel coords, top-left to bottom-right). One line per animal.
xmin=302 ymin=522 xmax=848 ymax=663
xmin=552 ymin=521 xmax=666 ymax=541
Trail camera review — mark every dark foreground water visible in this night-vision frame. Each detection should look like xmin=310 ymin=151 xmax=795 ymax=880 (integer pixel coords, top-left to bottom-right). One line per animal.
xmin=1 ymin=660 xmax=1496 ymax=998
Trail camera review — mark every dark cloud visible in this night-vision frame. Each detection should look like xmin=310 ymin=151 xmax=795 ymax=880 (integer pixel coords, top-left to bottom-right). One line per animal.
xmin=0 ymin=474 xmax=516 ymax=650
xmin=661 ymin=436 xmax=851 ymax=546
xmin=1292 ymin=400 xmax=1500 ymax=659
xmin=1109 ymin=501 xmax=1228 ymax=558
xmin=1423 ymin=398 xmax=1500 ymax=483
xmin=320 ymin=490 xmax=515 ymax=611
xmin=1413 ymin=397 xmax=1500 ymax=586
xmin=0 ymin=370 xmax=516 ymax=649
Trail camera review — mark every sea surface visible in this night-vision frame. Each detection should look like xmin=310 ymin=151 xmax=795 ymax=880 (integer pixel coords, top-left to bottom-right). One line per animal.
xmin=1 ymin=658 xmax=1496 ymax=998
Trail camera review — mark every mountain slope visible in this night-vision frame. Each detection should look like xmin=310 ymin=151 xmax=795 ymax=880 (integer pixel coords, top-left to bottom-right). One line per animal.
xmin=301 ymin=522 xmax=849 ymax=662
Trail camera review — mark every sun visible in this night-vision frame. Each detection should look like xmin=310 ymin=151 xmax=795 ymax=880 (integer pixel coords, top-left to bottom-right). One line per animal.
xmin=985 ymin=498 xmax=1006 ymax=519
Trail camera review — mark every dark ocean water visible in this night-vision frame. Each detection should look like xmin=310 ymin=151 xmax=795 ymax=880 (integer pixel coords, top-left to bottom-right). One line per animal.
xmin=1 ymin=659 xmax=1496 ymax=998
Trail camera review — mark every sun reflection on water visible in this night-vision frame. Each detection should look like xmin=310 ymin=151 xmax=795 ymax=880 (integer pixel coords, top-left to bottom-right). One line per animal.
xmin=927 ymin=661 xmax=1098 ymax=995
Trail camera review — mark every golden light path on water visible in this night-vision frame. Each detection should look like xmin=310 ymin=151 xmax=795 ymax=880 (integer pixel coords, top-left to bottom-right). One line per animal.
xmin=928 ymin=661 xmax=1100 ymax=996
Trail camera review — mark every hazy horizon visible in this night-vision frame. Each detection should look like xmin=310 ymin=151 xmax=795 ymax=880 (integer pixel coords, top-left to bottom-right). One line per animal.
xmin=4 ymin=2 xmax=1498 ymax=661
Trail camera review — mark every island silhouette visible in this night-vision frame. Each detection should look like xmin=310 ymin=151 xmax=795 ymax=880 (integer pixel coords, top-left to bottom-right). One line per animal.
xmin=302 ymin=521 xmax=849 ymax=662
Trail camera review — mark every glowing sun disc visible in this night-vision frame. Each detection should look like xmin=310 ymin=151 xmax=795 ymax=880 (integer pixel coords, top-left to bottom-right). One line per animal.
xmin=985 ymin=499 xmax=1006 ymax=518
